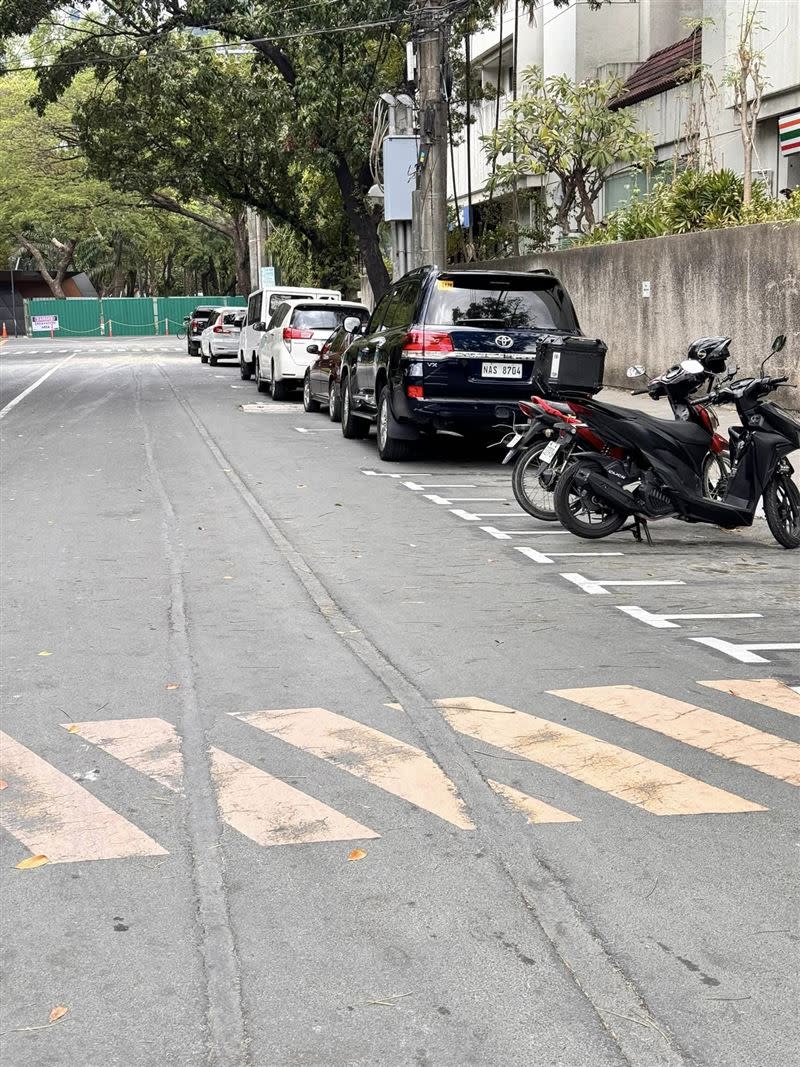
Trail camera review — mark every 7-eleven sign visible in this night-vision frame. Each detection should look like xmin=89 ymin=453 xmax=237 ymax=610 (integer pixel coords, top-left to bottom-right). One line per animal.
xmin=778 ymin=111 xmax=800 ymax=156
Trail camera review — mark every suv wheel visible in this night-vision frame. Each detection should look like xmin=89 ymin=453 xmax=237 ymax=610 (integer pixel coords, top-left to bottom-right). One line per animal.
xmin=341 ymin=375 xmax=369 ymax=439
xmin=328 ymin=379 xmax=342 ymax=422
xmin=270 ymin=362 xmax=289 ymax=401
xmin=200 ymin=351 xmax=208 ymax=364
xmin=377 ymin=386 xmax=414 ymax=462
xmin=239 ymin=353 xmax=252 ymax=380
xmin=256 ymin=357 xmax=269 ymax=393
xmin=303 ymin=372 xmax=320 ymax=412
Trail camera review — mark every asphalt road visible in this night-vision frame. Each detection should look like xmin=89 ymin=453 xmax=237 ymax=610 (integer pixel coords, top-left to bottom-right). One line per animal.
xmin=1 ymin=337 xmax=798 ymax=1067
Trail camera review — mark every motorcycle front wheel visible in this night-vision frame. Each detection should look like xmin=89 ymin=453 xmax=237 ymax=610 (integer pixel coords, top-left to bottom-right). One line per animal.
xmin=511 ymin=439 xmax=568 ymax=521
xmin=763 ymin=473 xmax=800 ymax=549
xmin=553 ymin=461 xmax=628 ymax=539
xmin=702 ymin=452 xmax=730 ymax=501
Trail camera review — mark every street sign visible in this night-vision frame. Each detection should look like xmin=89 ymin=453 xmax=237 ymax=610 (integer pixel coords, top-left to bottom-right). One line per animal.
xmin=32 ymin=314 xmax=59 ymax=331
xmin=260 ymin=266 xmax=276 ymax=287
xmin=778 ymin=110 xmax=800 ymax=156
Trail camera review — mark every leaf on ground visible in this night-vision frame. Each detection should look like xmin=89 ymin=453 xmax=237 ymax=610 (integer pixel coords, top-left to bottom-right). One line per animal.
xmin=66 ymin=724 xmax=79 ymax=733
xmin=15 ymin=854 xmax=49 ymax=870
xmin=222 ymin=576 xmax=233 ymax=580
xmin=165 ymin=683 xmax=180 ymax=690
xmin=347 ymin=849 xmax=367 ymax=862
xmin=49 ymin=1006 xmax=69 ymax=1024
xmin=0 ymin=779 xmax=7 ymax=790
xmin=37 ymin=651 xmax=53 ymax=657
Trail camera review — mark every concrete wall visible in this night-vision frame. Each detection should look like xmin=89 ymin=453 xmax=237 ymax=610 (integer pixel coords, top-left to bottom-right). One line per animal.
xmin=472 ymin=221 xmax=800 ymax=399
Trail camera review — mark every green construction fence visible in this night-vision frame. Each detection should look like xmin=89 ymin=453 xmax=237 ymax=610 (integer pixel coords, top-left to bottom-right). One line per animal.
xmin=24 ymin=296 xmax=246 ymax=339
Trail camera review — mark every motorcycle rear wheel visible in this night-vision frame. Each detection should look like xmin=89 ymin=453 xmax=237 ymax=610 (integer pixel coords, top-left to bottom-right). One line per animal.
xmin=511 ymin=439 xmax=565 ymax=521
xmin=554 ymin=461 xmax=628 ymax=539
xmin=763 ymin=473 xmax=800 ymax=549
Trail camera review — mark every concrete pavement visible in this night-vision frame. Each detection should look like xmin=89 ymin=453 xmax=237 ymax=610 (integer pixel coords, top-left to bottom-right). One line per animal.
xmin=1 ymin=337 xmax=798 ymax=1067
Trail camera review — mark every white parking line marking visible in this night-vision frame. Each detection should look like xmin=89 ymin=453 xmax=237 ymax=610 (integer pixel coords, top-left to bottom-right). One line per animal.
xmin=0 ymin=353 xmax=77 ymax=420
xmin=517 ymin=547 xmax=624 ymax=564
xmin=560 ymin=572 xmax=686 ymax=595
xmin=425 ymin=494 xmax=455 ymax=505
xmin=450 ymin=509 xmax=524 ymax=520
xmin=403 ymin=481 xmax=476 ymax=490
xmin=480 ymin=526 xmax=573 ymax=540
xmin=690 ymin=637 xmax=800 ymax=664
xmin=294 ymin=426 xmax=338 ymax=433
xmin=617 ymin=606 xmax=763 ymax=630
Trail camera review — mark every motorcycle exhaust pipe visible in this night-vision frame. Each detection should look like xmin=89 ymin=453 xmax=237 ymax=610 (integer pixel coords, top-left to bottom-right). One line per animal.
xmin=584 ymin=470 xmax=635 ymax=514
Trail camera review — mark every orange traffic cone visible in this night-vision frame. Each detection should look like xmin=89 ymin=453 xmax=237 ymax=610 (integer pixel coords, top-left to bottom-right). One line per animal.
xmin=2 ymin=322 xmax=7 ymax=339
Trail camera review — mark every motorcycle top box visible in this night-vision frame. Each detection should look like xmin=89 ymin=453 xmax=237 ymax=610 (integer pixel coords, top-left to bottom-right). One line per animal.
xmin=532 ymin=335 xmax=606 ymax=398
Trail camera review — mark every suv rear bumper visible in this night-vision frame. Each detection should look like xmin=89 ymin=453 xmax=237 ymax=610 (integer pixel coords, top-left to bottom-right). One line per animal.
xmin=396 ymin=393 xmax=523 ymax=428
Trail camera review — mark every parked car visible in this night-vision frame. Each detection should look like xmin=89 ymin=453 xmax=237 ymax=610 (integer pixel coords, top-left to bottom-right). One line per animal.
xmin=187 ymin=305 xmax=226 ymax=357
xmin=338 ymin=266 xmax=586 ymax=461
xmin=200 ymin=309 xmax=245 ymax=365
xmin=303 ymin=309 xmax=370 ymax=418
xmin=239 ymin=285 xmax=341 ymax=381
xmin=255 ymin=300 xmax=369 ymax=401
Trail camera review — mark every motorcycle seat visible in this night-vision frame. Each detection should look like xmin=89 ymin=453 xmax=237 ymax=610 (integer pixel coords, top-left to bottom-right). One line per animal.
xmin=595 ymin=403 xmax=711 ymax=447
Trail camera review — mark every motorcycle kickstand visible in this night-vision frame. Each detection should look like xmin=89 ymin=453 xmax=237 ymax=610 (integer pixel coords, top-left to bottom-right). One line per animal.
xmin=623 ymin=514 xmax=653 ymax=545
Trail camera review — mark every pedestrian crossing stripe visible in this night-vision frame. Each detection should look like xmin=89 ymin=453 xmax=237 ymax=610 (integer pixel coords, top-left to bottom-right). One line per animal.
xmin=2 ymin=679 xmax=795 ymax=865
xmin=0 ymin=731 xmax=167 ymax=863
xmin=697 ymin=678 xmax=800 ymax=719
xmin=550 ymin=685 xmax=800 ymax=785
xmin=434 ymin=698 xmax=765 ymax=815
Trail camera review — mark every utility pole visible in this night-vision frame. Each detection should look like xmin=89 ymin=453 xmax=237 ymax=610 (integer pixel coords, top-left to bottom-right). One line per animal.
xmin=415 ymin=0 xmax=448 ymax=269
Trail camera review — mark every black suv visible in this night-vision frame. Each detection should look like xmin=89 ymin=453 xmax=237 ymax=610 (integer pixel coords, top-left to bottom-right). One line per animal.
xmin=186 ymin=305 xmax=223 ymax=357
xmin=339 ymin=266 xmax=585 ymax=461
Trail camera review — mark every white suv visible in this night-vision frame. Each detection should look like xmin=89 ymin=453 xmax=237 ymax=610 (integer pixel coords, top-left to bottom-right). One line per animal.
xmin=255 ymin=300 xmax=369 ymax=400
xmin=239 ymin=285 xmax=340 ymax=380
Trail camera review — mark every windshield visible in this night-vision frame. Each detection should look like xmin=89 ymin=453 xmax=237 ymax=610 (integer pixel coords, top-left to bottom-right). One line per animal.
xmin=425 ymin=277 xmax=579 ymax=331
xmin=223 ymin=312 xmax=244 ymax=327
xmin=292 ymin=307 xmax=368 ymax=330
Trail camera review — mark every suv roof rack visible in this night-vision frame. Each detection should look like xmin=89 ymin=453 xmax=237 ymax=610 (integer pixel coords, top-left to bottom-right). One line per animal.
xmin=527 ymin=268 xmax=555 ymax=275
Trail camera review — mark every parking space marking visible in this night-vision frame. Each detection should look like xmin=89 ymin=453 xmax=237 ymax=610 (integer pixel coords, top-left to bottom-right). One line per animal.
xmin=0 ymin=731 xmax=168 ymax=863
xmin=551 ymin=685 xmax=800 ymax=786
xmin=690 ymin=637 xmax=800 ymax=664
xmin=233 ymin=707 xmax=475 ymax=829
xmin=404 ymin=482 xmax=476 ymax=490
xmin=451 ymin=509 xmax=525 ymax=520
xmin=488 ymin=780 xmax=580 ymax=824
xmin=517 ymin=547 xmax=624 ymax=564
xmin=697 ymin=678 xmax=800 ymax=718
xmin=617 ymin=606 xmax=763 ymax=629
xmin=209 ymin=748 xmax=379 ymax=847
xmin=435 ymin=698 xmax=764 ymax=815
xmin=561 ymin=572 xmax=686 ymax=595
xmin=480 ymin=526 xmax=573 ymax=540
xmin=64 ymin=718 xmax=184 ymax=791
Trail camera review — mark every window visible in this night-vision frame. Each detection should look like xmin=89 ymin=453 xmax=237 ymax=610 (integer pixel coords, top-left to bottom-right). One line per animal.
xmin=367 ymin=289 xmax=394 ymax=334
xmin=247 ymin=294 xmax=260 ymax=324
xmin=424 ymin=276 xmax=579 ymax=331
xmin=267 ymin=303 xmax=290 ymax=330
xmin=384 ymin=280 xmax=420 ymax=329
xmin=223 ymin=312 xmax=243 ymax=327
xmin=604 ymin=162 xmax=673 ymax=214
xmin=291 ymin=306 xmax=365 ymax=330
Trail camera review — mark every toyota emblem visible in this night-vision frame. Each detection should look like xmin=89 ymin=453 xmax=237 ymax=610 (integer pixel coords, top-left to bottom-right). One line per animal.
xmin=495 ymin=335 xmax=513 ymax=349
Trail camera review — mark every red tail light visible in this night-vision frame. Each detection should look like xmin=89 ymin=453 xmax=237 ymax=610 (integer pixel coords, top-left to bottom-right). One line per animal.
xmin=190 ymin=319 xmax=200 ymax=330
xmin=213 ymin=324 xmax=224 ymax=333
xmin=283 ymin=327 xmax=314 ymax=341
xmin=407 ymin=384 xmax=424 ymax=399
xmin=401 ymin=329 xmax=453 ymax=354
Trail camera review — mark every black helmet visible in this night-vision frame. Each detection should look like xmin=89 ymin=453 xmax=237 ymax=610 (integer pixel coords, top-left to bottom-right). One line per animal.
xmin=687 ymin=336 xmax=731 ymax=373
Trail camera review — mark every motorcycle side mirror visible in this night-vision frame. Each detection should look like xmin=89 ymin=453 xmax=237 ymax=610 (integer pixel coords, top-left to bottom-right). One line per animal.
xmin=627 ymin=365 xmax=646 ymax=378
xmin=772 ymin=334 xmax=787 ymax=353
xmin=680 ymin=358 xmax=705 ymax=374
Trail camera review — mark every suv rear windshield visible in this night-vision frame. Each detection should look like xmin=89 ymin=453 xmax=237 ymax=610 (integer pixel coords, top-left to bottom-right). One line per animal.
xmin=291 ymin=306 xmax=368 ymax=330
xmin=223 ymin=312 xmax=244 ymax=327
xmin=424 ymin=276 xmax=579 ymax=331
xmin=192 ymin=308 xmax=218 ymax=321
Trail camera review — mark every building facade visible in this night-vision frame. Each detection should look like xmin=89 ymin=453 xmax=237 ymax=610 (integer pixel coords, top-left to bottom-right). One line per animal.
xmin=448 ymin=0 xmax=800 ymax=247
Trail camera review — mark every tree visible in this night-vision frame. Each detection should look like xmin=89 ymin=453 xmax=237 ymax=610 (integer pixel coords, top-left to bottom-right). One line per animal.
xmin=483 ymin=67 xmax=655 ymax=236
xmin=726 ymin=0 xmax=766 ymax=206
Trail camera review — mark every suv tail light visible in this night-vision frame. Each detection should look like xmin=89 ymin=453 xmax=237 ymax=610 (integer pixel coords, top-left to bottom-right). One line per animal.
xmin=401 ymin=329 xmax=454 ymax=355
xmin=283 ymin=327 xmax=314 ymax=341
xmin=212 ymin=324 xmax=224 ymax=333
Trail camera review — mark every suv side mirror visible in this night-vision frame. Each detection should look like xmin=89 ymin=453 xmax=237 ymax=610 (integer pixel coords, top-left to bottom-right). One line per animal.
xmin=307 ymin=344 xmax=320 ymax=355
xmin=343 ymin=316 xmax=362 ymax=334
xmin=626 ymin=365 xmax=646 ymax=378
xmin=254 ymin=321 xmax=266 ymax=332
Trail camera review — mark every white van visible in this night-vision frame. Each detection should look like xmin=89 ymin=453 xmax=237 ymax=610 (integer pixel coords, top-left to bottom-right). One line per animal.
xmin=238 ymin=285 xmax=341 ymax=380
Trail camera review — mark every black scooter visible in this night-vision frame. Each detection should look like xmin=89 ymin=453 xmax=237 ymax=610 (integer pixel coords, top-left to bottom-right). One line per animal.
xmin=553 ymin=335 xmax=800 ymax=549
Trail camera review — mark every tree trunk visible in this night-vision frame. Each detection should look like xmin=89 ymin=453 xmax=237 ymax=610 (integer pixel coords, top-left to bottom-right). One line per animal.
xmin=332 ymin=156 xmax=389 ymax=301
xmin=17 ymin=234 xmax=75 ymax=297
xmin=742 ymin=134 xmax=752 ymax=206
xmin=231 ymin=210 xmax=251 ymax=295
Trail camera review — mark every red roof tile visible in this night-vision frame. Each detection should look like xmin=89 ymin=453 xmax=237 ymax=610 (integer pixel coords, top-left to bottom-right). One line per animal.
xmin=610 ymin=28 xmax=702 ymax=110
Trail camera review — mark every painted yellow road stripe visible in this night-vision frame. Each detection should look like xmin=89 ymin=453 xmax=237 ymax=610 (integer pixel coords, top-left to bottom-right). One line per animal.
xmin=552 ymin=685 xmax=800 ymax=786
xmin=234 ymin=708 xmax=475 ymax=829
xmin=64 ymin=718 xmax=183 ymax=791
xmin=0 ymin=731 xmax=167 ymax=863
xmin=209 ymin=748 xmax=379 ymax=847
xmin=697 ymin=678 xmax=800 ymax=719
xmin=487 ymin=780 xmax=580 ymax=824
xmin=435 ymin=698 xmax=764 ymax=815
xmin=66 ymin=718 xmax=378 ymax=846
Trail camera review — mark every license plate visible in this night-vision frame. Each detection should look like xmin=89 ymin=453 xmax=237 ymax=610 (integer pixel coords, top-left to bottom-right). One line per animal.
xmin=482 ymin=362 xmax=522 ymax=378
xmin=540 ymin=440 xmax=560 ymax=462
xmin=507 ymin=433 xmax=522 ymax=448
